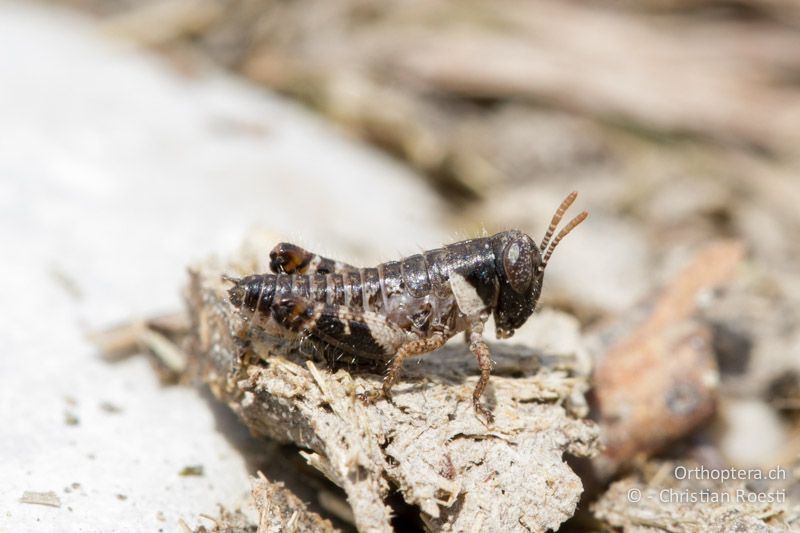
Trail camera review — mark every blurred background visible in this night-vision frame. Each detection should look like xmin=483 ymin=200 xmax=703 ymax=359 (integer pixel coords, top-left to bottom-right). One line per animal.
xmin=2 ymin=0 xmax=799 ymax=530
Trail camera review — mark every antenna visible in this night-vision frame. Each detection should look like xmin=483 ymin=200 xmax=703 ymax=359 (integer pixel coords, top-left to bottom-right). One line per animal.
xmin=540 ymin=191 xmax=587 ymax=265
xmin=543 ymin=211 xmax=588 ymax=264
xmin=541 ymin=191 xmax=578 ymax=252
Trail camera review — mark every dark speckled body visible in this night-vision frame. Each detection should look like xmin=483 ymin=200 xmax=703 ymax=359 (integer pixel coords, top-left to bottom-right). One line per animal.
xmin=230 ymin=232 xmax=538 ymax=352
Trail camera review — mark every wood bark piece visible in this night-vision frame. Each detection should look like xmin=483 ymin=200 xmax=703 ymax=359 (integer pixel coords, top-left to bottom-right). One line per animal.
xmin=185 ymin=254 xmax=599 ymax=532
xmin=590 ymin=240 xmax=745 ymax=477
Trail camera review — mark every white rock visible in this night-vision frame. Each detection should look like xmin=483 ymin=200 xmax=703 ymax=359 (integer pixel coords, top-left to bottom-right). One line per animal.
xmin=719 ymin=398 xmax=788 ymax=468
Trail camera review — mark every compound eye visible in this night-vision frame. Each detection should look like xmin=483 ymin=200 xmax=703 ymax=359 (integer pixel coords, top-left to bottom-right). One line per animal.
xmin=503 ymin=239 xmax=534 ymax=293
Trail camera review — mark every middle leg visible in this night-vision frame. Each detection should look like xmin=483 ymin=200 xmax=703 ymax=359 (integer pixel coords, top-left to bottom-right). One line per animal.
xmin=467 ymin=318 xmax=494 ymax=424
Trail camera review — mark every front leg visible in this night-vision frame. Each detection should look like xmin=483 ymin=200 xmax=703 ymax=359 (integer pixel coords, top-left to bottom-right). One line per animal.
xmin=467 ymin=318 xmax=494 ymax=424
xmin=269 ymin=242 xmax=359 ymax=275
xmin=450 ymin=273 xmax=495 ymax=423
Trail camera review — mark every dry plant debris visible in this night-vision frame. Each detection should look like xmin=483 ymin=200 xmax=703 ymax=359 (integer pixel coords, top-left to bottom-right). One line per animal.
xmin=88 ymin=312 xmax=191 ymax=381
xmin=52 ymin=0 xmax=800 ymax=202
xmin=251 ymin=472 xmax=339 ymax=533
xmin=593 ymin=462 xmax=800 ymax=532
xmin=193 ymin=473 xmax=339 ymax=533
xmin=184 ymin=252 xmax=599 ymax=532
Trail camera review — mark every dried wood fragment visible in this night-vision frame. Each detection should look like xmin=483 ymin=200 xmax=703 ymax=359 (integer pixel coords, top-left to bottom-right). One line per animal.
xmin=184 ymin=253 xmax=599 ymax=532
xmin=19 ymin=491 xmax=61 ymax=508
xmin=590 ymin=240 xmax=745 ymax=477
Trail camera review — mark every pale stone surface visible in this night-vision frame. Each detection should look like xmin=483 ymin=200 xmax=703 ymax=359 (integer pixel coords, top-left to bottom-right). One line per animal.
xmin=719 ymin=399 xmax=789 ymax=468
xmin=0 ymin=2 xmax=446 ymax=530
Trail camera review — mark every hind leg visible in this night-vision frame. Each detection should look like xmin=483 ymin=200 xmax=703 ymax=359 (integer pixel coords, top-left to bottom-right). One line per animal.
xmin=270 ymin=297 xmax=405 ymax=361
xmin=360 ymin=334 xmax=446 ymax=403
xmin=269 ymin=242 xmax=358 ymax=275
